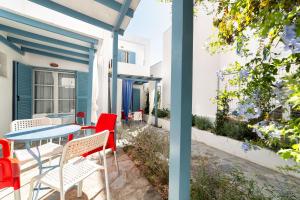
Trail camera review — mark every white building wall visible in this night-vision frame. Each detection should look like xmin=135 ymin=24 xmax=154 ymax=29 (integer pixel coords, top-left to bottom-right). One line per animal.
xmin=158 ymin=12 xmax=222 ymax=119
xmin=118 ymin=36 xmax=150 ymax=77
xmin=0 ymin=42 xmax=23 ymax=135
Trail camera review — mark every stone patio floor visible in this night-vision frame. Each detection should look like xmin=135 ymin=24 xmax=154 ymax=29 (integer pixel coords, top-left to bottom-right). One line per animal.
xmin=0 ymin=149 xmax=162 ymax=200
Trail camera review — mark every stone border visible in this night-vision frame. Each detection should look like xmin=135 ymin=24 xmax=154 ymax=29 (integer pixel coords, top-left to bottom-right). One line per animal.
xmin=144 ymin=114 xmax=300 ymax=178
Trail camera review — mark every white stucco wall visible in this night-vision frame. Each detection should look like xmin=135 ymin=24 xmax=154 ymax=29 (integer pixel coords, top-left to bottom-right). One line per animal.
xmin=159 ymin=12 xmax=221 ymax=119
xmin=0 ymin=41 xmax=23 ymax=135
xmin=150 ymin=61 xmax=162 ymax=77
xmin=118 ymin=36 xmax=150 ymax=77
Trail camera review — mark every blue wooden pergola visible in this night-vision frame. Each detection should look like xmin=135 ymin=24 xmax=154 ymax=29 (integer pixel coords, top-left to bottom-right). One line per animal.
xmin=0 ymin=0 xmax=194 ymax=199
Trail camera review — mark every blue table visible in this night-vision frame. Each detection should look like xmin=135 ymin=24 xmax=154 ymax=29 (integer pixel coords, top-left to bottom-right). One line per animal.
xmin=5 ymin=124 xmax=81 ymax=199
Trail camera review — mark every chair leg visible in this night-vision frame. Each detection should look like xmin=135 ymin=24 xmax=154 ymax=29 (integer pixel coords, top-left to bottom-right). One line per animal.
xmin=28 ymin=178 xmax=35 ymax=200
xmin=60 ymin=192 xmax=65 ymax=200
xmin=98 ymin=151 xmax=103 ymax=165
xmin=77 ymin=181 xmax=83 ymax=197
xmin=10 ymin=141 xmax=14 ymax=157
xmin=14 ymin=189 xmax=21 ymax=200
xmin=114 ymin=151 xmax=120 ymax=174
xmin=103 ymin=153 xmax=111 ymax=200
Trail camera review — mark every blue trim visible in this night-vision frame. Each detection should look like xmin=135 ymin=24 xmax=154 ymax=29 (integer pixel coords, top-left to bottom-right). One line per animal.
xmin=21 ymin=47 xmax=89 ymax=65
xmin=113 ymin=0 xmax=132 ymax=32
xmin=0 ymin=24 xmax=92 ymax=52
xmin=111 ymin=31 xmax=118 ymax=114
xmin=0 ymin=9 xmax=98 ymax=44
xmin=169 ymin=0 xmax=194 ymax=200
xmin=86 ymin=48 xmax=95 ymax=124
xmin=0 ymin=35 xmax=24 ymax=55
xmin=95 ymin=0 xmax=134 ymax=18
xmin=28 ymin=0 xmax=124 ymax=35
xmin=8 ymin=36 xmax=89 ymax=59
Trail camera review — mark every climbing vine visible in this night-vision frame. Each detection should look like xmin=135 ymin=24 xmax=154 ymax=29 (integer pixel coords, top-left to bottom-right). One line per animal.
xmin=161 ymin=0 xmax=300 ymax=169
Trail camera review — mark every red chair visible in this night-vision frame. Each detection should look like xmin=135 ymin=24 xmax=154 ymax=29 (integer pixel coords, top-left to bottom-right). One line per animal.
xmin=76 ymin=112 xmax=86 ymax=125
xmin=81 ymin=113 xmax=119 ymax=172
xmin=0 ymin=139 xmax=21 ymax=200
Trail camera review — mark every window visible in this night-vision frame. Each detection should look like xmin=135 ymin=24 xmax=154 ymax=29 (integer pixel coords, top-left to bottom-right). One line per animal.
xmin=118 ymin=49 xmax=136 ymax=64
xmin=34 ymin=70 xmax=75 ymax=115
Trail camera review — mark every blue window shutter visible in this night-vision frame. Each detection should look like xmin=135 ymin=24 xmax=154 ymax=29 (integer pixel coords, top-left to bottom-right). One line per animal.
xmin=118 ymin=49 xmax=122 ymax=62
xmin=76 ymin=71 xmax=88 ymax=114
xmin=13 ymin=62 xmax=32 ymax=120
xmin=128 ymin=51 xmax=136 ymax=64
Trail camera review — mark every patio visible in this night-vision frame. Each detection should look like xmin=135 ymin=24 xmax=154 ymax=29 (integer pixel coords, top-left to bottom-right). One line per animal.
xmin=1 ymin=0 xmax=299 ymax=200
xmin=0 ymin=147 xmax=162 ymax=200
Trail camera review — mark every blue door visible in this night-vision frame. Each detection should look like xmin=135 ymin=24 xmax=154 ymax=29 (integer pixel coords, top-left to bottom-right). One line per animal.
xmin=13 ymin=62 xmax=33 ymax=120
xmin=76 ymin=71 xmax=88 ymax=114
xmin=132 ymin=88 xmax=140 ymax=112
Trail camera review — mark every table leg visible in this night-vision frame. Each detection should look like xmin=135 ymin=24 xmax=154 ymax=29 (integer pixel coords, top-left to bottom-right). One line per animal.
xmin=25 ymin=142 xmax=42 ymax=200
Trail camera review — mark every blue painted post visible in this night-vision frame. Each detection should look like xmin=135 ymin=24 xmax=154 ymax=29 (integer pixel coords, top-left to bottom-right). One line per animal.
xmin=111 ymin=31 xmax=118 ymax=114
xmin=154 ymin=81 xmax=158 ymax=127
xmin=86 ymin=47 xmax=95 ymax=125
xmin=169 ymin=0 xmax=194 ymax=200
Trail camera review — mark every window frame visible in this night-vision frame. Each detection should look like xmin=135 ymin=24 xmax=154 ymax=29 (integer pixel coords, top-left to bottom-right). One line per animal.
xmin=32 ymin=69 xmax=76 ymax=116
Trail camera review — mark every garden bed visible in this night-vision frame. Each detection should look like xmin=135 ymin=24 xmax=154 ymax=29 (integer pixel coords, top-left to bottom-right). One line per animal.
xmin=144 ymin=115 xmax=299 ymax=178
xmin=122 ymin=125 xmax=299 ymax=200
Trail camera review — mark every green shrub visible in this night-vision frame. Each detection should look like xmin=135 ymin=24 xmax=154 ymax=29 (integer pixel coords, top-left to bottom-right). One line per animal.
xmin=152 ymin=108 xmax=170 ymax=118
xmin=193 ymin=115 xmax=214 ymax=131
xmin=218 ymin=120 xmax=255 ymax=141
xmin=191 ymin=158 xmax=297 ymax=200
xmin=123 ymin=126 xmax=297 ymax=200
xmin=123 ymin=127 xmax=169 ymax=199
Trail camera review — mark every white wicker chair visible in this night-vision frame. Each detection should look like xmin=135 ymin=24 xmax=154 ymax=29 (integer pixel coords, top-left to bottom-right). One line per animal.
xmin=10 ymin=118 xmax=63 ymax=165
xmin=28 ymin=130 xmax=110 ymax=200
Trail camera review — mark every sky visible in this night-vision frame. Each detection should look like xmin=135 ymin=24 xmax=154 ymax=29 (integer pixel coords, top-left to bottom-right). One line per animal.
xmin=125 ymin=0 xmax=172 ymax=66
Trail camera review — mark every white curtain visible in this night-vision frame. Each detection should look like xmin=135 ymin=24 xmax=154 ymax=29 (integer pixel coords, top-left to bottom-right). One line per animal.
xmin=148 ymin=81 xmax=155 ymax=124
xmin=91 ymin=53 xmax=99 ymax=123
xmin=91 ymin=36 xmax=112 ymax=123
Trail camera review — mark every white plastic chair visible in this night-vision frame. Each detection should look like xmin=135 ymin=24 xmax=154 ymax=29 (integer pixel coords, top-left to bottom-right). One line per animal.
xmin=10 ymin=118 xmax=63 ymax=165
xmin=133 ymin=111 xmax=143 ymax=122
xmin=28 ymin=130 xmax=111 ymax=200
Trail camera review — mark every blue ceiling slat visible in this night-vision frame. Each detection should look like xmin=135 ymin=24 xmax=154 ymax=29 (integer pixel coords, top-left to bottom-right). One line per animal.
xmin=95 ymin=0 xmax=134 ymax=18
xmin=28 ymin=0 xmax=124 ymax=35
xmin=21 ymin=47 xmax=89 ymax=65
xmin=8 ymin=36 xmax=89 ymax=59
xmin=0 ymin=24 xmax=91 ymax=52
xmin=0 ymin=35 xmax=24 ymax=55
xmin=0 ymin=9 xmax=98 ymax=44
xmin=113 ymin=0 xmax=132 ymax=32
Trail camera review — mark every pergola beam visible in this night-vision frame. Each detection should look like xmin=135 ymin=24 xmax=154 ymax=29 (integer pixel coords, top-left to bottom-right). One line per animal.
xmin=95 ymin=0 xmax=134 ymax=18
xmin=28 ymin=0 xmax=124 ymax=35
xmin=0 ymin=9 xmax=98 ymax=44
xmin=113 ymin=0 xmax=132 ymax=32
xmin=169 ymin=0 xmax=194 ymax=200
xmin=21 ymin=47 xmax=89 ymax=65
xmin=0 ymin=24 xmax=92 ymax=52
xmin=0 ymin=35 xmax=24 ymax=55
xmin=8 ymin=36 xmax=89 ymax=59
